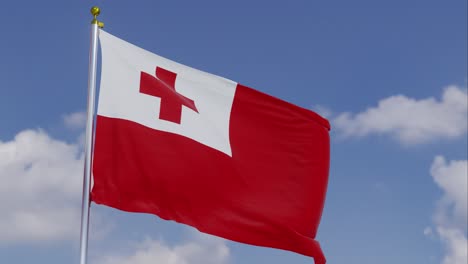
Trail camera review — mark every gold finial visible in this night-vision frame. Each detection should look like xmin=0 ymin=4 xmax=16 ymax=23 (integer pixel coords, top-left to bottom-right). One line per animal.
xmin=91 ymin=6 xmax=100 ymax=16
xmin=90 ymin=6 xmax=104 ymax=28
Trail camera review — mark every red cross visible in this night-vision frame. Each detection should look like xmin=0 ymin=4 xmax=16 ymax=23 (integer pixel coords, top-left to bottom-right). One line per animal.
xmin=140 ymin=67 xmax=198 ymax=124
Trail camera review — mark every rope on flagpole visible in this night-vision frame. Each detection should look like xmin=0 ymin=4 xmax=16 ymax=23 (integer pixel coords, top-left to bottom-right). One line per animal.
xmin=79 ymin=6 xmax=103 ymax=264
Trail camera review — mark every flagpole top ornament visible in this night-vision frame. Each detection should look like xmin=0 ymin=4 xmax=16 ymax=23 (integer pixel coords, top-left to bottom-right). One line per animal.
xmin=90 ymin=6 xmax=104 ymax=28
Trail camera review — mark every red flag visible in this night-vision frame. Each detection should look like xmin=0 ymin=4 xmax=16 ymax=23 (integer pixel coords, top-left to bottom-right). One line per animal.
xmin=92 ymin=30 xmax=330 ymax=264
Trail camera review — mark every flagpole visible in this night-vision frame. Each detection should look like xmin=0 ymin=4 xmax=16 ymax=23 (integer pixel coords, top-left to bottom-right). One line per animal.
xmin=79 ymin=6 xmax=103 ymax=264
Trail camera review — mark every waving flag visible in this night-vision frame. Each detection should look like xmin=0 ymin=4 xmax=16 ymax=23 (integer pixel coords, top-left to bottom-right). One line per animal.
xmin=92 ymin=30 xmax=330 ymax=264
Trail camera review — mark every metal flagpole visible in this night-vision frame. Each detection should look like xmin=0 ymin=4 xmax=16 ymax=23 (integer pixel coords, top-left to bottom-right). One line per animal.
xmin=79 ymin=6 xmax=103 ymax=264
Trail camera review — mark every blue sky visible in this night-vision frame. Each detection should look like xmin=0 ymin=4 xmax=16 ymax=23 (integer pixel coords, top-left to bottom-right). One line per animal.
xmin=0 ymin=1 xmax=466 ymax=264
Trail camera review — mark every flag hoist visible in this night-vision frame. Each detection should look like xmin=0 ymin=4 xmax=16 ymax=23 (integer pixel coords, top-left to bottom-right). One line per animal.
xmin=79 ymin=6 xmax=103 ymax=264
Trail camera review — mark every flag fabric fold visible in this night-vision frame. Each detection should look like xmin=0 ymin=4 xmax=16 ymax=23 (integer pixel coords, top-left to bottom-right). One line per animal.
xmin=92 ymin=29 xmax=330 ymax=264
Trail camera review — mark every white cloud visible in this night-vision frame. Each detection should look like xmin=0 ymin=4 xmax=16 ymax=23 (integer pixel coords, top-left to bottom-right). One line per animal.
xmin=0 ymin=129 xmax=84 ymax=243
xmin=63 ymin=111 xmax=87 ymax=130
xmin=437 ymin=227 xmax=467 ymax=264
xmin=430 ymin=156 xmax=467 ymax=264
xmin=431 ymin=156 xmax=468 ymax=226
xmin=312 ymin=105 xmax=333 ymax=119
xmin=93 ymin=234 xmax=230 ymax=264
xmin=424 ymin=227 xmax=434 ymax=238
xmin=334 ymin=85 xmax=467 ymax=144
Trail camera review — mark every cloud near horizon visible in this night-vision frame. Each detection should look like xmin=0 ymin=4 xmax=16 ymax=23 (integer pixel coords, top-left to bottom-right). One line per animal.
xmin=0 ymin=129 xmax=84 ymax=243
xmin=93 ymin=234 xmax=230 ymax=264
xmin=333 ymin=85 xmax=467 ymax=144
xmin=430 ymin=156 xmax=467 ymax=264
